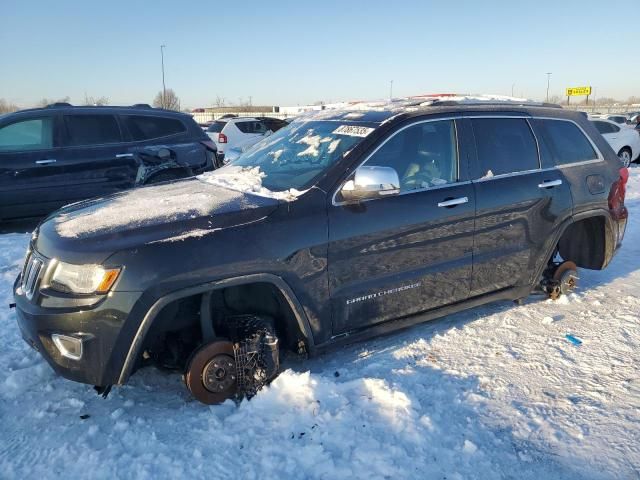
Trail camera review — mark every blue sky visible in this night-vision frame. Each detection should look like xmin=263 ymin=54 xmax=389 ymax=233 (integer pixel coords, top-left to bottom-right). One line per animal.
xmin=2 ymin=0 xmax=638 ymax=108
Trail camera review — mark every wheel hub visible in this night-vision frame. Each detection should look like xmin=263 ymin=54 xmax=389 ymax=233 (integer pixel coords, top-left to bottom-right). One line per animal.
xmin=553 ymin=261 xmax=578 ymax=296
xmin=202 ymin=355 xmax=236 ymax=393
xmin=184 ymin=340 xmax=238 ymax=404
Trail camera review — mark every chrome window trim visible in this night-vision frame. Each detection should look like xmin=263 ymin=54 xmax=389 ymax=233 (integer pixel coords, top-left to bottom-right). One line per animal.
xmin=556 ymin=158 xmax=604 ymax=169
xmin=331 ymin=116 xmax=462 ymax=206
xmin=330 ymin=114 xmax=605 ymax=205
xmin=474 ymin=167 xmax=553 ymax=183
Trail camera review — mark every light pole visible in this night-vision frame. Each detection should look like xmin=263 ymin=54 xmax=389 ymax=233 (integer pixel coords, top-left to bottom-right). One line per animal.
xmin=389 ymin=80 xmax=393 ymax=101
xmin=511 ymin=83 xmax=515 ymax=97
xmin=545 ymin=72 xmax=552 ymax=102
xmin=160 ymin=45 xmax=167 ymax=108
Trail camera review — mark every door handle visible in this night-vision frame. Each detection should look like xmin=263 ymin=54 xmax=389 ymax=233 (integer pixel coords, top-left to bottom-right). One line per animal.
xmin=35 ymin=159 xmax=56 ymax=165
xmin=437 ymin=196 xmax=469 ymax=208
xmin=538 ymin=179 xmax=562 ymax=189
xmin=116 ymin=153 xmax=134 ymax=159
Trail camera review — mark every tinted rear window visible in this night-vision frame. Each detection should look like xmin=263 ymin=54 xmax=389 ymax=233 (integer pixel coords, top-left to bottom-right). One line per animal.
xmin=64 ymin=115 xmax=122 ymax=146
xmin=125 ymin=115 xmax=186 ymax=141
xmin=235 ymin=121 xmax=267 ymax=134
xmin=539 ymin=119 xmax=598 ymax=165
xmin=471 ymin=118 xmax=539 ymax=177
xmin=207 ymin=121 xmax=226 ymax=133
xmin=593 ymin=121 xmax=615 ymax=134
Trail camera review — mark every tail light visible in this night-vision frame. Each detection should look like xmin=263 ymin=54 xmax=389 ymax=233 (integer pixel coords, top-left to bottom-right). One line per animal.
xmin=608 ymin=167 xmax=629 ymax=220
xmin=218 ymin=133 xmax=228 ymax=143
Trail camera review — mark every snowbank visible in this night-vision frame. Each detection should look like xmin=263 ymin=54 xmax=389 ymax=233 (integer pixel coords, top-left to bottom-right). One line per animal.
xmin=0 ymin=167 xmax=639 ymax=479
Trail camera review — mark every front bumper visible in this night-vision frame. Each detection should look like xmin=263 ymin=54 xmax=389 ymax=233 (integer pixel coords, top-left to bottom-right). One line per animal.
xmin=14 ymin=277 xmax=142 ymax=386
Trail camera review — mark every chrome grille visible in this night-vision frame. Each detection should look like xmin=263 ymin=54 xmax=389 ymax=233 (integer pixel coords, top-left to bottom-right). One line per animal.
xmin=21 ymin=253 xmax=45 ymax=299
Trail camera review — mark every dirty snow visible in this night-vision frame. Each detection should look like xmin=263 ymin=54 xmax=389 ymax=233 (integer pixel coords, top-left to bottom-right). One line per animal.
xmin=199 ymin=166 xmax=306 ymax=201
xmin=1 ymin=167 xmax=639 ymax=479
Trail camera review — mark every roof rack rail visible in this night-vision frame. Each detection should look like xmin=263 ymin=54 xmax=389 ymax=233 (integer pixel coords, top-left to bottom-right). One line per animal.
xmin=47 ymin=102 xmax=72 ymax=108
xmin=429 ymin=99 xmax=562 ymax=109
xmin=131 ymin=103 xmax=152 ymax=109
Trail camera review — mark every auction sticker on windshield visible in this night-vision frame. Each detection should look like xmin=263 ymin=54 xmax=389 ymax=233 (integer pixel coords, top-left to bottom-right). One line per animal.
xmin=332 ymin=125 xmax=375 ymax=137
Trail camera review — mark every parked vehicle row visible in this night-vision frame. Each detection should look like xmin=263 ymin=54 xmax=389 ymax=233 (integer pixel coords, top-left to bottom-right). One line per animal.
xmin=205 ymin=116 xmax=289 ymax=162
xmin=13 ymin=99 xmax=629 ymax=404
xmin=0 ymin=104 xmax=217 ymax=221
xmin=589 ymin=117 xmax=640 ymax=166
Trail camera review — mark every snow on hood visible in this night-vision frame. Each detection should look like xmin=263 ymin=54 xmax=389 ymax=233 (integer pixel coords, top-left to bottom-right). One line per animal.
xmin=198 ymin=166 xmax=306 ymax=201
xmin=53 ymin=180 xmax=247 ymax=239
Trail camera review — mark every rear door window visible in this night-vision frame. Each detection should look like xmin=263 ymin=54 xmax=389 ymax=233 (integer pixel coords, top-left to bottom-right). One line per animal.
xmin=124 ymin=115 xmax=186 ymax=141
xmin=471 ymin=118 xmax=539 ymax=177
xmin=64 ymin=114 xmax=122 ymax=146
xmin=539 ymin=119 xmax=598 ymax=165
xmin=0 ymin=117 xmax=53 ymax=151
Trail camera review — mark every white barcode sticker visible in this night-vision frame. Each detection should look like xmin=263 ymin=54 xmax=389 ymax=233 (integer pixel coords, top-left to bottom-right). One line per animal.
xmin=332 ymin=125 xmax=375 ymax=137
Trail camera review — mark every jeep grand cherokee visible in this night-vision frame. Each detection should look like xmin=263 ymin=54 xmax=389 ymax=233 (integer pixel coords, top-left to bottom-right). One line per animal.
xmin=13 ymin=98 xmax=629 ymax=404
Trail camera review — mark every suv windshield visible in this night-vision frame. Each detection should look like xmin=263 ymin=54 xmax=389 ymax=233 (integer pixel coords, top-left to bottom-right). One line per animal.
xmin=226 ymin=120 xmax=373 ymax=191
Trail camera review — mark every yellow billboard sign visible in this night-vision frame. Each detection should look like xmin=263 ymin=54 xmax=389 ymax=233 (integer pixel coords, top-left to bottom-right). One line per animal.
xmin=566 ymin=86 xmax=592 ymax=97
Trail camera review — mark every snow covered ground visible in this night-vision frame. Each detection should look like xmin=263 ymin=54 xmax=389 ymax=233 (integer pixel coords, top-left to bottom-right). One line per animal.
xmin=1 ymin=168 xmax=639 ymax=480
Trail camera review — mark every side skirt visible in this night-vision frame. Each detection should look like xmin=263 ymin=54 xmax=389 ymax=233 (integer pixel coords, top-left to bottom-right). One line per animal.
xmin=313 ymin=284 xmax=532 ymax=354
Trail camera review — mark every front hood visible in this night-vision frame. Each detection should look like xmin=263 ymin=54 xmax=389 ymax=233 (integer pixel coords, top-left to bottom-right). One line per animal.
xmin=35 ymin=178 xmax=280 ymax=264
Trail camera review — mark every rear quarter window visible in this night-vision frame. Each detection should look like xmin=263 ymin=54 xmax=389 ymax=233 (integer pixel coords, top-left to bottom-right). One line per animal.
xmin=125 ymin=115 xmax=187 ymax=141
xmin=538 ymin=119 xmax=598 ymax=165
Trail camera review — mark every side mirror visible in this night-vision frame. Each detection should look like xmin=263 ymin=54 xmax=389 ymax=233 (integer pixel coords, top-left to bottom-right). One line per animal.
xmin=340 ymin=165 xmax=400 ymax=203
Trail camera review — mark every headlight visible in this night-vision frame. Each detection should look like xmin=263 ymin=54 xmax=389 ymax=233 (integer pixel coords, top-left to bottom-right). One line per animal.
xmin=49 ymin=261 xmax=121 ymax=295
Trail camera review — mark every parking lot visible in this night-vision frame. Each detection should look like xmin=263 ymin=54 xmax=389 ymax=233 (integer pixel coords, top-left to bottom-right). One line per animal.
xmin=0 ymin=168 xmax=638 ymax=479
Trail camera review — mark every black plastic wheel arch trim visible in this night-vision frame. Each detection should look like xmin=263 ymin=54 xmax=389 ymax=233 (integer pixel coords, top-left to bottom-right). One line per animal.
xmin=117 ymin=273 xmax=315 ymax=384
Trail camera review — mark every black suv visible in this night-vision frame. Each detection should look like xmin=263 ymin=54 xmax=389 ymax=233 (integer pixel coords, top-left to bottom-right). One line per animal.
xmin=13 ymin=100 xmax=629 ymax=404
xmin=0 ymin=104 xmax=217 ymax=221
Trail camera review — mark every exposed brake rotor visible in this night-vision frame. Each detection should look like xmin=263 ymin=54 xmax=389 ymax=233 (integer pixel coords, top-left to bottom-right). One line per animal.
xmin=185 ymin=340 xmax=237 ymax=404
xmin=553 ymin=261 xmax=578 ymax=297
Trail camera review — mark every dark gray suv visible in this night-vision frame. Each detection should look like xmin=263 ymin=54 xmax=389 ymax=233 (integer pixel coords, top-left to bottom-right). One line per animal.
xmin=0 ymin=104 xmax=217 ymax=221
xmin=13 ymin=99 xmax=629 ymax=404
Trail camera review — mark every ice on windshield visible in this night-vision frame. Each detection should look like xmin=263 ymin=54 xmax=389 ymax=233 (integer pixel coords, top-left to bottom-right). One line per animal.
xmin=199 ymin=166 xmax=306 ymax=201
xmin=215 ymin=120 xmax=371 ymax=192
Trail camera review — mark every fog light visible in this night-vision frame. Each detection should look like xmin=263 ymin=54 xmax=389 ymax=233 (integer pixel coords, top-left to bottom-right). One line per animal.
xmin=52 ymin=334 xmax=83 ymax=360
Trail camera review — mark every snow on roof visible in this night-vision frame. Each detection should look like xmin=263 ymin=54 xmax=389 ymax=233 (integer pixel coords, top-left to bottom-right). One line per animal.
xmin=291 ymin=94 xmax=548 ymax=124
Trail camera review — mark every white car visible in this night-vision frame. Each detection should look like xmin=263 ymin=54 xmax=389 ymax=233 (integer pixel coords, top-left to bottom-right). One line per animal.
xmin=590 ymin=114 xmax=629 ymax=126
xmin=205 ymin=117 xmax=271 ymax=159
xmin=590 ymin=118 xmax=640 ymax=167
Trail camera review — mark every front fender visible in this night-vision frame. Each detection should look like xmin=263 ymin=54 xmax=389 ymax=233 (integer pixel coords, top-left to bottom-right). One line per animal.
xmin=116 ymin=273 xmax=315 ymax=384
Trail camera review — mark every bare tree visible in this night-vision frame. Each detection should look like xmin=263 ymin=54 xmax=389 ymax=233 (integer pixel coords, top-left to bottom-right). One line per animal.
xmin=36 ymin=96 xmax=71 ymax=107
xmin=594 ymin=97 xmax=618 ymax=106
xmin=547 ymin=95 xmax=561 ymax=104
xmin=0 ymin=98 xmax=20 ymax=113
xmin=83 ymin=94 xmax=109 ymax=106
xmin=152 ymin=89 xmax=180 ymax=111
xmin=214 ymin=96 xmax=226 ymax=107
